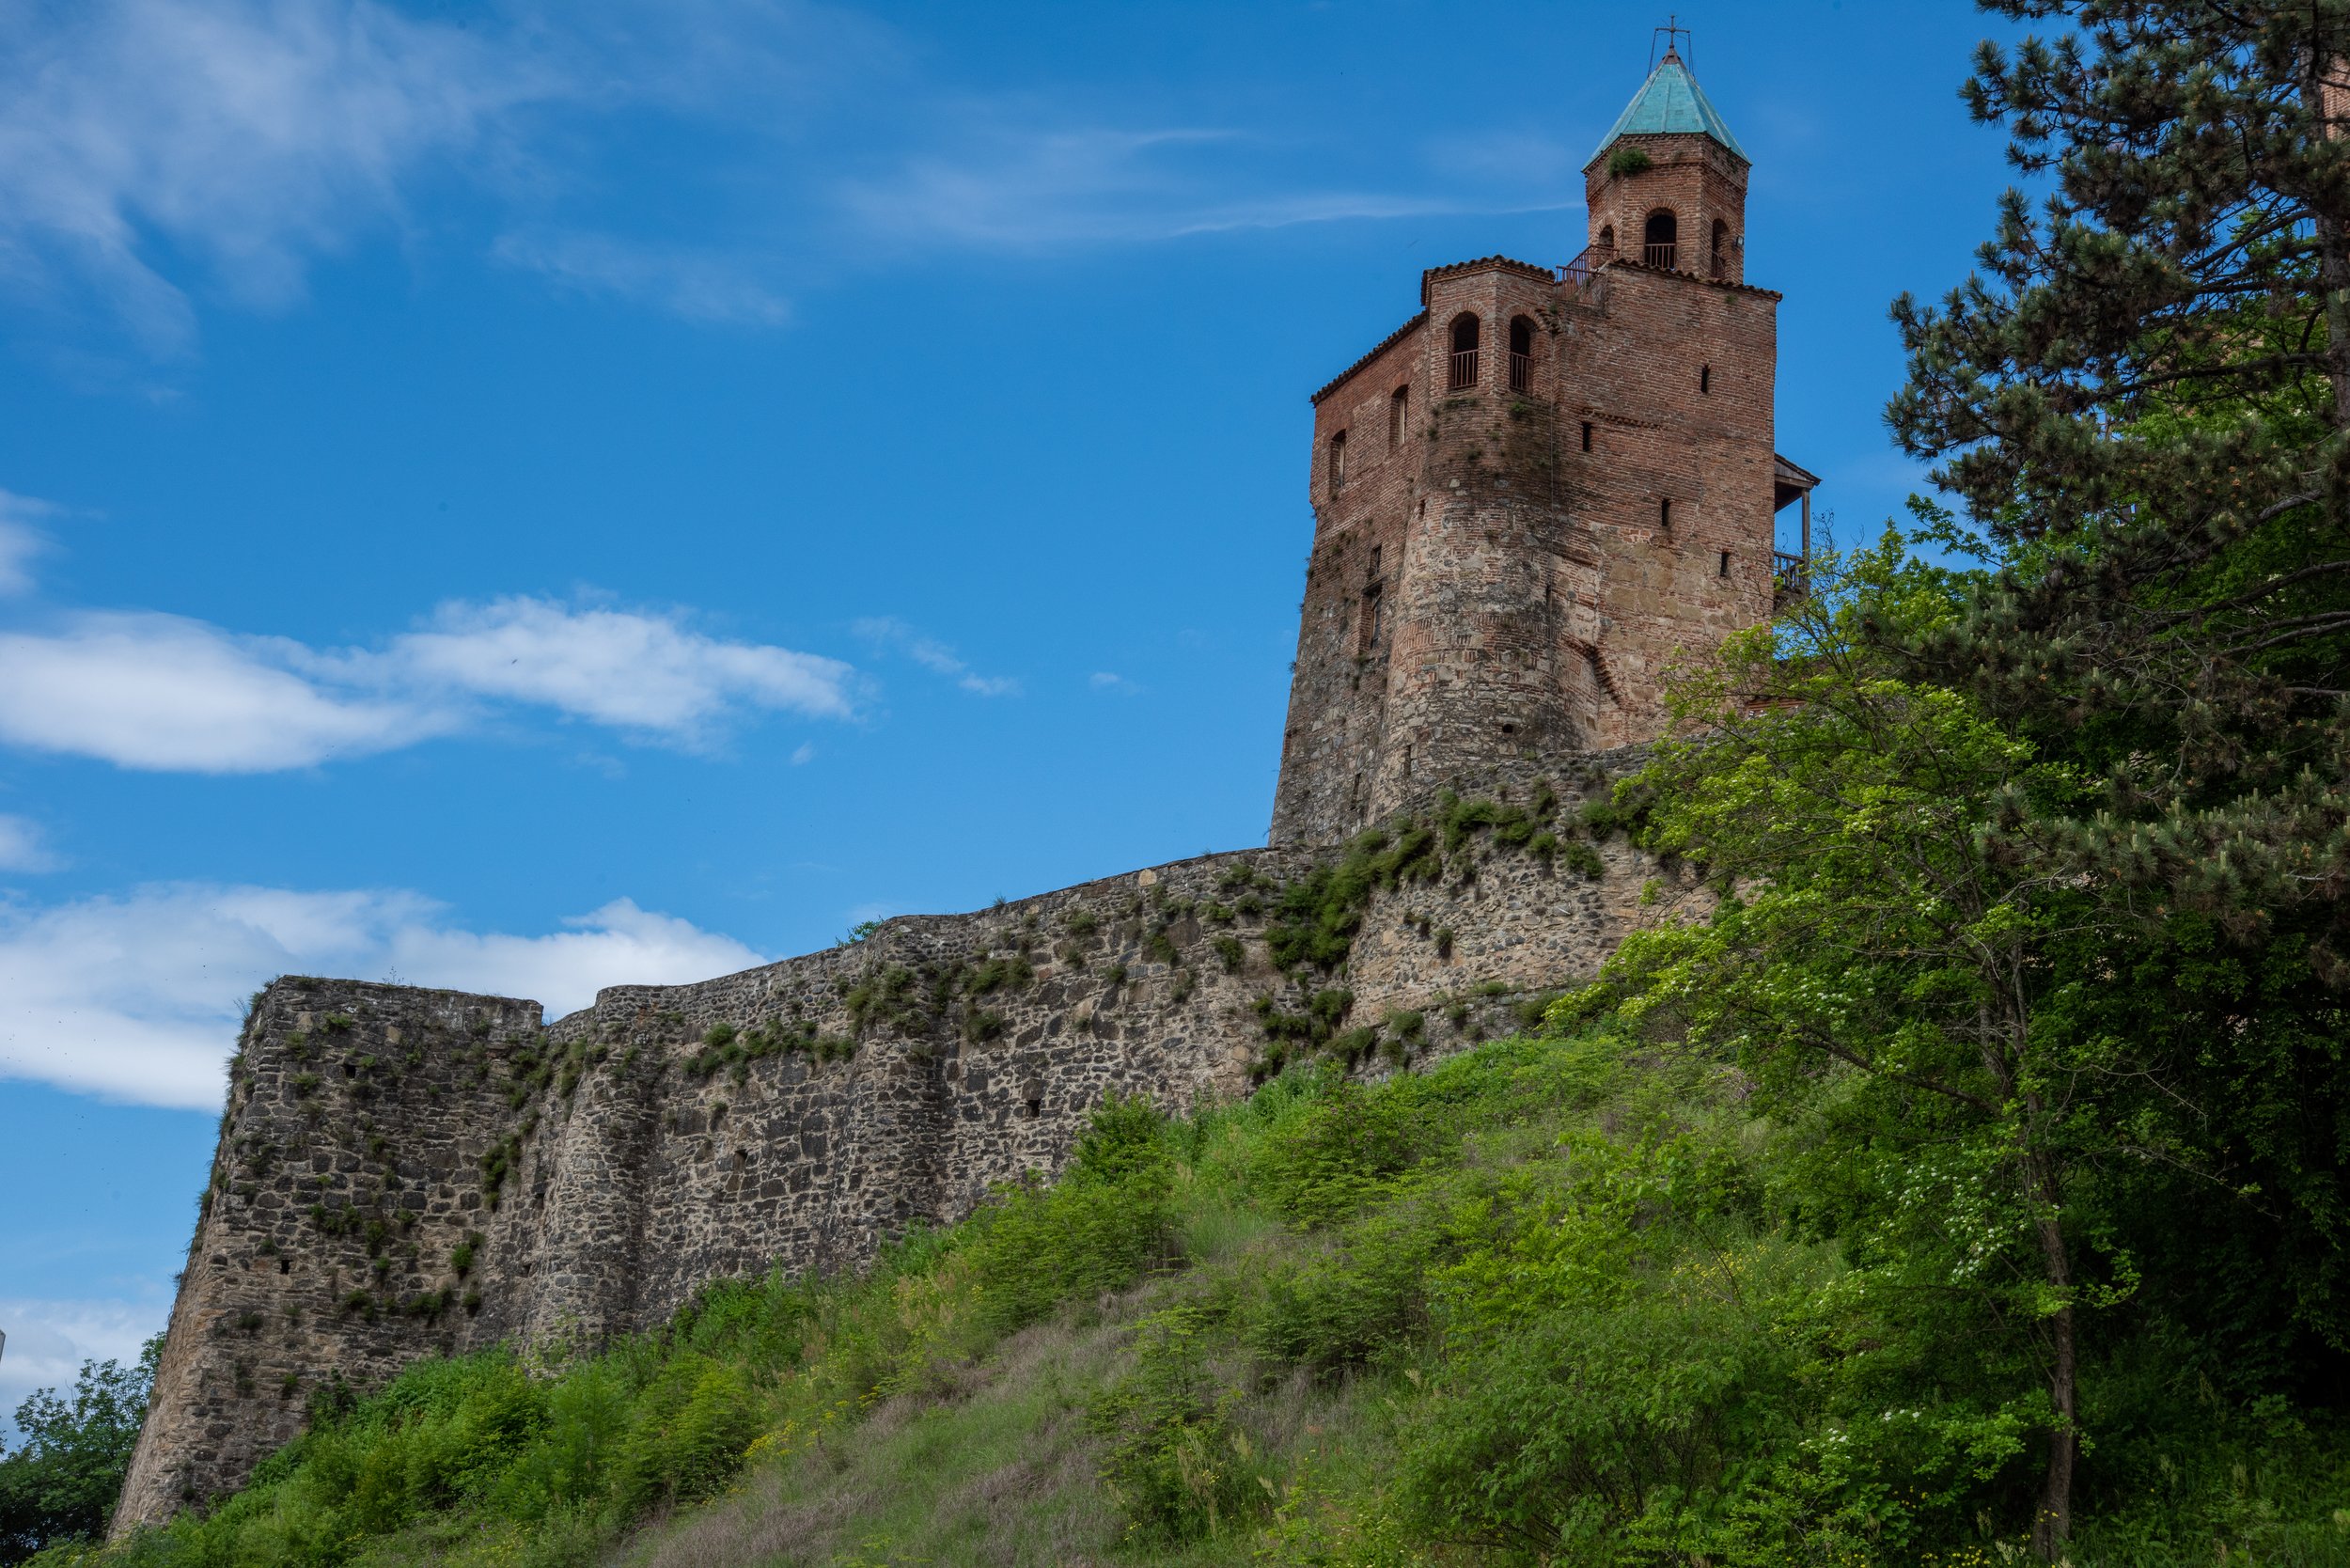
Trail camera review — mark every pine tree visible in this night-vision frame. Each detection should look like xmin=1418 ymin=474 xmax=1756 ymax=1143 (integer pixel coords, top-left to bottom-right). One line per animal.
xmin=1885 ymin=6 xmax=2350 ymax=1554
xmin=1888 ymin=0 xmax=2350 ymax=977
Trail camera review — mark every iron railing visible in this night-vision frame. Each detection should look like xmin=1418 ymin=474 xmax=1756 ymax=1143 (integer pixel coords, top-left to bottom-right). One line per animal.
xmin=1449 ymin=348 xmax=1480 ymax=389
xmin=1644 ymin=241 xmax=1678 ymax=270
xmin=1509 ymin=351 xmax=1532 ymax=391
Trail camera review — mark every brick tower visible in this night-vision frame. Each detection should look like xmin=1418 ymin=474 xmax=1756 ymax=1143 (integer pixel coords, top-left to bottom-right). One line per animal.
xmin=1267 ymin=43 xmax=1815 ymax=847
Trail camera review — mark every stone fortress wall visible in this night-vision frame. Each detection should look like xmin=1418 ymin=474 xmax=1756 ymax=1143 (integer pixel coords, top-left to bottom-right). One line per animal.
xmin=115 ymin=45 xmax=1799 ymax=1540
xmin=115 ymin=765 xmax=1663 ymax=1531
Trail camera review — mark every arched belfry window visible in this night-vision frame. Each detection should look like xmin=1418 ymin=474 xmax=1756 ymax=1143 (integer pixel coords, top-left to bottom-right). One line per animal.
xmin=1508 ymin=316 xmax=1535 ymax=392
xmin=1328 ymin=429 xmax=1348 ymax=494
xmin=1643 ymin=209 xmax=1678 ymax=270
xmin=1448 ymin=313 xmax=1481 ymax=390
xmin=1710 ymin=218 xmax=1731 ymax=280
xmin=1598 ymin=223 xmax=1615 ymax=255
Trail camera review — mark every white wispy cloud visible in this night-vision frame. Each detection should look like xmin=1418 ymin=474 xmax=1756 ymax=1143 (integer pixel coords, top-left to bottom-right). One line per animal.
xmin=0 ymin=815 xmax=65 ymax=875
xmin=854 ymin=616 xmax=1019 ymax=698
xmin=0 ymin=612 xmax=446 ymax=773
xmin=493 ymin=231 xmax=791 ymax=327
xmin=0 ymin=0 xmax=554 ymax=354
xmin=0 ymin=491 xmax=58 ymax=597
xmin=0 ymin=884 xmax=768 ymax=1110
xmin=0 ymin=597 xmax=856 ymax=774
xmin=1089 ymin=670 xmax=1141 ymax=696
xmin=836 ymin=124 xmax=1469 ymax=251
xmin=377 ymin=595 xmax=856 ymax=733
xmin=0 ymin=0 xmax=1563 ymax=354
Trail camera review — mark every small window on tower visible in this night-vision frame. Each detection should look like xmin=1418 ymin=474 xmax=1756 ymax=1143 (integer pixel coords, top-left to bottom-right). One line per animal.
xmin=1718 ymin=550 xmax=1731 ymax=577
xmin=1389 ymin=385 xmax=1409 ymax=448
xmin=1328 ymin=430 xmax=1348 ymax=494
xmin=1360 ymin=584 xmax=1384 ymax=651
xmin=1710 ymin=218 xmax=1731 ymax=280
xmin=1508 ymin=316 xmax=1536 ymax=392
xmin=1598 ymin=223 xmax=1616 ymax=255
xmin=1660 ymin=497 xmax=1673 ymax=529
xmin=1368 ymin=544 xmax=1383 ymax=579
xmin=1580 ymin=421 xmax=1593 ymax=452
xmin=1448 ymin=313 xmax=1481 ymax=389
xmin=1700 ymin=364 xmax=1712 ymax=394
xmin=1643 ymin=209 xmax=1678 ymax=269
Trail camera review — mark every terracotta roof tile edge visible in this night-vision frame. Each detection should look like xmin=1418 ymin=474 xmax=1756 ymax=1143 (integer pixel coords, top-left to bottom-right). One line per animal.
xmin=1606 ymin=259 xmax=1783 ymax=299
xmin=1418 ymin=254 xmax=1559 ymax=304
xmin=1309 ymin=310 xmax=1428 ymax=405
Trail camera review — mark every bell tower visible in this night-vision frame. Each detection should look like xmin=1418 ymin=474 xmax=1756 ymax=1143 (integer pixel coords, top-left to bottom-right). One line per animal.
xmin=1582 ymin=39 xmax=1750 ymax=284
xmin=1267 ymin=39 xmax=1811 ymax=849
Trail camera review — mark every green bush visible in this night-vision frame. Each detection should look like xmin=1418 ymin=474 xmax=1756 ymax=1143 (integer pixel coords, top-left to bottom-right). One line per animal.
xmin=606 ymin=1356 xmax=761 ymax=1516
xmin=1088 ymin=1307 xmax=1270 ymax=1544
xmin=966 ymin=1095 xmax=1181 ymax=1332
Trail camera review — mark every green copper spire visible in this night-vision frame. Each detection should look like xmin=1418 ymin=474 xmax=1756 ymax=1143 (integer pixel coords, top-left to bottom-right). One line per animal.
xmin=1591 ymin=47 xmax=1747 ymax=162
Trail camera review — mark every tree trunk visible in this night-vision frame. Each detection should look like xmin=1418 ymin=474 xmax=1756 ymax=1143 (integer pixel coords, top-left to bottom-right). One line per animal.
xmin=1980 ymin=1001 xmax=2076 ymax=1560
xmin=2029 ymin=1175 xmax=2077 ymax=1560
xmin=2307 ymin=51 xmax=2350 ymax=431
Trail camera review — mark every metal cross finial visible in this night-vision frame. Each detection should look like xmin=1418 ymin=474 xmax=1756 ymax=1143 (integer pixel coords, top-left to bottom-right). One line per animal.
xmin=1651 ymin=15 xmax=1694 ymax=71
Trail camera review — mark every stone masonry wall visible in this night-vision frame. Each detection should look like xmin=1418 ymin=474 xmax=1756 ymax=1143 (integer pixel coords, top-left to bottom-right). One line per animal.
xmin=116 ymin=763 xmax=1663 ymax=1534
xmin=116 ymin=986 xmax=546 ymax=1531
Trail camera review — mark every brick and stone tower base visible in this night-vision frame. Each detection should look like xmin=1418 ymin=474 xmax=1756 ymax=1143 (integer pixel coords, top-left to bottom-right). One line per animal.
xmin=1268 ymin=45 xmax=1811 ymax=847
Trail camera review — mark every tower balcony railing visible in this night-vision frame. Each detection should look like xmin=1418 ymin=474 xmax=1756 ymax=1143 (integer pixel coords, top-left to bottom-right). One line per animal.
xmin=1773 ymin=551 xmax=1810 ymax=602
xmin=1449 ymin=349 xmax=1480 ymax=389
xmin=1644 ymin=241 xmax=1678 ymax=270
xmin=1508 ymin=351 xmax=1532 ymax=392
xmin=1557 ymin=245 xmax=1612 ymax=305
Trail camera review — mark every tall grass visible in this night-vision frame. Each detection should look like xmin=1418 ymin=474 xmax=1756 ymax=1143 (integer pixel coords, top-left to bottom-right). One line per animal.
xmin=73 ymin=1032 xmax=2350 ymax=1568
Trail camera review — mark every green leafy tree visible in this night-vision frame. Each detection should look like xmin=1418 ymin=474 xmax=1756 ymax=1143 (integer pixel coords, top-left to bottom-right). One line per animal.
xmin=0 ymin=1338 xmax=159 ymax=1562
xmin=1871 ymin=10 xmax=2350 ymax=1544
xmin=1586 ymin=530 xmax=2349 ymax=1556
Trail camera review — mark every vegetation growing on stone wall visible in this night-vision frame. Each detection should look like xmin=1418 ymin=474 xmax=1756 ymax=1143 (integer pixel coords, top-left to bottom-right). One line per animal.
xmin=682 ymin=1017 xmax=854 ymax=1079
xmin=1235 ymin=790 xmax=1604 ymax=1074
xmin=1605 ymin=143 xmax=1653 ymax=178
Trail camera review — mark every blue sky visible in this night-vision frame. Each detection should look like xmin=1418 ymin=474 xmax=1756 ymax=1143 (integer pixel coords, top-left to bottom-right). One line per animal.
xmin=0 ymin=0 xmax=2028 ymax=1423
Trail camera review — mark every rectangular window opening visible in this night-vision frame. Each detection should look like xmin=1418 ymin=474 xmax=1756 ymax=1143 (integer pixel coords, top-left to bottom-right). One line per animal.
xmin=1718 ymin=550 xmax=1731 ymax=577
xmin=1659 ymin=497 xmax=1673 ymax=529
xmin=1580 ymin=421 xmax=1593 ymax=452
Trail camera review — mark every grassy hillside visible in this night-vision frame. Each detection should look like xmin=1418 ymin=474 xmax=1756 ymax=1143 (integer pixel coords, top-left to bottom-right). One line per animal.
xmin=55 ymin=1021 xmax=2350 ymax=1568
